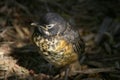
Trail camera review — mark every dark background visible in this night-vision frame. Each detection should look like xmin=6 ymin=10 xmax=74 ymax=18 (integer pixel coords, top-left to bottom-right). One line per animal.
xmin=0 ymin=0 xmax=120 ymax=80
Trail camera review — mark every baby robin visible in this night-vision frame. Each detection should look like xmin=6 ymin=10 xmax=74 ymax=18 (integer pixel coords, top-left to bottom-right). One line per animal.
xmin=31 ymin=12 xmax=85 ymax=68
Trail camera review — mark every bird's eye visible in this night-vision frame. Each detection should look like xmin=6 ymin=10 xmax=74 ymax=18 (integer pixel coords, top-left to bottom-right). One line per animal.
xmin=46 ymin=24 xmax=55 ymax=29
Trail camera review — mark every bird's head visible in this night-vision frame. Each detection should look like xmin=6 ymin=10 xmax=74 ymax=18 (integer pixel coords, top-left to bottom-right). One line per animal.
xmin=31 ymin=13 xmax=67 ymax=37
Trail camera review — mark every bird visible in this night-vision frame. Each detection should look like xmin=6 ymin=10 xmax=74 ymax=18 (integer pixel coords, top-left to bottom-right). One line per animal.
xmin=31 ymin=12 xmax=85 ymax=78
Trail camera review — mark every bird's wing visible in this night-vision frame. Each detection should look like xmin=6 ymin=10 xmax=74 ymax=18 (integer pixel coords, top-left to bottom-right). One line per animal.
xmin=72 ymin=32 xmax=85 ymax=55
xmin=62 ymin=23 xmax=85 ymax=55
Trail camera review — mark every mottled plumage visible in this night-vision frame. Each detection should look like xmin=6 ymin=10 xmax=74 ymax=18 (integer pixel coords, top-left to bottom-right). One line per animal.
xmin=32 ymin=12 xmax=85 ymax=68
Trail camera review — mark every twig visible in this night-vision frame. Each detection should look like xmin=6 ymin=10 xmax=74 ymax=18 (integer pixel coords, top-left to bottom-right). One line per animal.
xmin=37 ymin=0 xmax=72 ymax=14
xmin=95 ymin=17 xmax=113 ymax=45
xmin=74 ymin=67 xmax=116 ymax=74
xmin=14 ymin=0 xmax=32 ymax=16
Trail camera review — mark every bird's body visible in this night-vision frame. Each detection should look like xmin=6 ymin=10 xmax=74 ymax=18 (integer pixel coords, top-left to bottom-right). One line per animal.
xmin=32 ymin=12 xmax=84 ymax=68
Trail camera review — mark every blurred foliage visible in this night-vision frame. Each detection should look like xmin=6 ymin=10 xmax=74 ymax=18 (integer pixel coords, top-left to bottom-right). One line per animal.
xmin=0 ymin=0 xmax=120 ymax=80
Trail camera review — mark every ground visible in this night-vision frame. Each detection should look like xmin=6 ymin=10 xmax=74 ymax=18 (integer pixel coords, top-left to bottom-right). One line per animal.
xmin=0 ymin=0 xmax=120 ymax=80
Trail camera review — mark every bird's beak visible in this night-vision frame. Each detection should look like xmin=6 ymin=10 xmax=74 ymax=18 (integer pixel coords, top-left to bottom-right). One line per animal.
xmin=31 ymin=22 xmax=39 ymax=26
xmin=31 ymin=22 xmax=48 ymax=30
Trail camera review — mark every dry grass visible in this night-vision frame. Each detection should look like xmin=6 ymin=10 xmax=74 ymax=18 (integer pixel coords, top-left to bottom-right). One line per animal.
xmin=0 ymin=0 xmax=120 ymax=80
